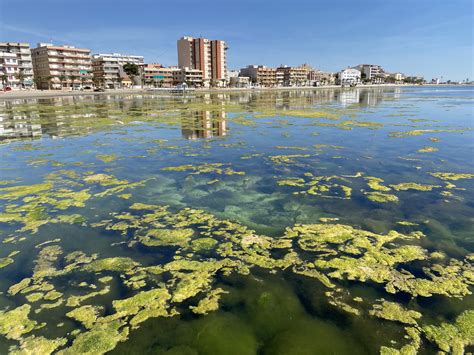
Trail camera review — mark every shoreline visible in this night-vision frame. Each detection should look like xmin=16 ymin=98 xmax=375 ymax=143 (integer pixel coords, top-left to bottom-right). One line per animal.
xmin=0 ymin=84 xmax=470 ymax=101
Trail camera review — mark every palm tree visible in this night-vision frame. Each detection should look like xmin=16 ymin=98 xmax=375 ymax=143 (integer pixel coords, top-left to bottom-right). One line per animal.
xmin=45 ymin=76 xmax=54 ymax=90
xmin=80 ymin=76 xmax=87 ymax=89
xmin=58 ymin=74 xmax=67 ymax=89
xmin=92 ymin=77 xmax=101 ymax=89
xmin=69 ymin=75 xmax=78 ymax=89
xmin=33 ymin=77 xmax=43 ymax=90
xmin=15 ymin=70 xmax=25 ymax=89
xmin=1 ymin=74 xmax=8 ymax=89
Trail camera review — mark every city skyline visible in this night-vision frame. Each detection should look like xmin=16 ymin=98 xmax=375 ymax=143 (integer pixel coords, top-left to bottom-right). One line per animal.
xmin=1 ymin=0 xmax=473 ymax=81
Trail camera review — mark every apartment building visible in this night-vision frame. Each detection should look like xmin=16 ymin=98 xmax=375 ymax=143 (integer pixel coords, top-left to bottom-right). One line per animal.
xmin=31 ymin=43 xmax=93 ymax=90
xmin=92 ymin=53 xmax=144 ymax=88
xmin=0 ymin=42 xmax=34 ymax=89
xmin=308 ymin=70 xmax=336 ymax=86
xmin=172 ymin=67 xmax=203 ymax=87
xmin=141 ymin=64 xmax=175 ymax=87
xmin=240 ymin=65 xmax=277 ymax=87
xmin=354 ymin=64 xmax=385 ymax=82
xmin=338 ymin=68 xmax=361 ymax=85
xmin=177 ymin=36 xmax=228 ymax=86
xmin=277 ymin=65 xmax=310 ymax=86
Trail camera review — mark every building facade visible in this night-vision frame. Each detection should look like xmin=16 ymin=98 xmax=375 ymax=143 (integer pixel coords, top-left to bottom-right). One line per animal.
xmin=141 ymin=64 xmax=175 ymax=87
xmin=92 ymin=53 xmax=144 ymax=88
xmin=0 ymin=42 xmax=34 ymax=89
xmin=172 ymin=67 xmax=203 ymax=87
xmin=31 ymin=43 xmax=93 ymax=90
xmin=239 ymin=65 xmax=277 ymax=87
xmin=177 ymin=36 xmax=228 ymax=86
xmin=308 ymin=70 xmax=336 ymax=86
xmin=277 ymin=65 xmax=310 ymax=86
xmin=338 ymin=68 xmax=361 ymax=85
xmin=354 ymin=64 xmax=385 ymax=82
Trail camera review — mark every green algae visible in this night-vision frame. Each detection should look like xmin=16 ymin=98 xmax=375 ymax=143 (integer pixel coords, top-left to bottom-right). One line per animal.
xmin=365 ymin=191 xmax=399 ymax=203
xmin=396 ymin=221 xmax=419 ymax=226
xmin=417 ymin=146 xmax=438 ymax=153
xmin=58 ymin=320 xmax=129 ymax=355
xmin=96 ymin=154 xmax=117 ymax=163
xmin=84 ymin=173 xmax=127 ymax=186
xmin=66 ymin=287 xmax=111 ymax=307
xmin=0 ymin=305 xmax=37 ymax=340
xmin=0 ymin=257 xmax=14 ymax=269
xmin=113 ymin=288 xmax=173 ymax=327
xmin=189 ymin=288 xmax=228 ymax=315
xmin=10 ymin=335 xmax=67 ymax=355
xmin=138 ymin=228 xmax=194 ymax=247
xmin=0 ymin=183 xmax=53 ymax=201
xmin=191 ymin=238 xmax=218 ymax=252
xmin=390 ymin=182 xmax=440 ymax=191
xmin=369 ymin=300 xmax=422 ymax=325
xmin=162 ymin=163 xmax=245 ymax=176
xmin=430 ymin=172 xmax=474 ymax=181
xmin=66 ymin=305 xmax=103 ymax=329
xmin=380 ymin=327 xmax=421 ymax=355
xmin=278 ymin=174 xmax=352 ymax=199
xmin=422 ymin=309 xmax=474 ymax=354
xmin=83 ymin=257 xmax=138 ymax=273
xmin=389 ymin=128 xmax=470 ymax=138
xmin=268 ymin=154 xmax=311 ymax=165
xmin=365 ymin=176 xmax=391 ymax=192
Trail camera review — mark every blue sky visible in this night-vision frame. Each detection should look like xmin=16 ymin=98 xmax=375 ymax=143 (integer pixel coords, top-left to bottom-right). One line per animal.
xmin=1 ymin=0 xmax=473 ymax=80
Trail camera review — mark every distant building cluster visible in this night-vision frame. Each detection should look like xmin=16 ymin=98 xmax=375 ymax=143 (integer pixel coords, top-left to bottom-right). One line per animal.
xmin=0 ymin=38 xmax=470 ymax=91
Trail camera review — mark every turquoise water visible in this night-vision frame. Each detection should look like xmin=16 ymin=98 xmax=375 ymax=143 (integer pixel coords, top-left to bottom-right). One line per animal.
xmin=0 ymin=87 xmax=473 ymax=354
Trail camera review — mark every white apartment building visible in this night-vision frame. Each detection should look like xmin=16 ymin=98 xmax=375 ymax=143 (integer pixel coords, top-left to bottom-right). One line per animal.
xmin=177 ymin=36 xmax=228 ymax=86
xmin=339 ymin=68 xmax=361 ymax=85
xmin=92 ymin=53 xmax=144 ymax=88
xmin=0 ymin=42 xmax=34 ymax=89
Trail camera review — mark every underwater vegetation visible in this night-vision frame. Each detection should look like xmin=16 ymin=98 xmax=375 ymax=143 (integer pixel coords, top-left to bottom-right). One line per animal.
xmin=0 ymin=88 xmax=473 ymax=354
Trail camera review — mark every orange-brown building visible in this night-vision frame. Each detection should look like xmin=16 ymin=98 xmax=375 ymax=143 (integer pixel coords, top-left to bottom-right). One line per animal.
xmin=31 ymin=43 xmax=93 ymax=90
xmin=177 ymin=36 xmax=228 ymax=86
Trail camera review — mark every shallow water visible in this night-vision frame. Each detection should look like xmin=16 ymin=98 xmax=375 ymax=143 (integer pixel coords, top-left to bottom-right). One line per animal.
xmin=0 ymin=87 xmax=473 ymax=354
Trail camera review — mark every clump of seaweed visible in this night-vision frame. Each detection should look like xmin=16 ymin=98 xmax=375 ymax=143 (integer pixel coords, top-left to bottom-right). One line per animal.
xmin=417 ymin=146 xmax=438 ymax=153
xmin=162 ymin=163 xmax=245 ymax=176
xmin=369 ymin=300 xmax=422 ymax=325
xmin=278 ymin=173 xmax=352 ymax=199
xmin=422 ymin=309 xmax=474 ymax=353
xmin=365 ymin=191 xmax=399 ymax=203
xmin=430 ymin=172 xmax=474 ymax=181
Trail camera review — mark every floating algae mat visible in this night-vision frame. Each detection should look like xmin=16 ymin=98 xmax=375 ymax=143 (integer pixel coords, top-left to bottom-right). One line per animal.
xmin=0 ymin=87 xmax=473 ymax=354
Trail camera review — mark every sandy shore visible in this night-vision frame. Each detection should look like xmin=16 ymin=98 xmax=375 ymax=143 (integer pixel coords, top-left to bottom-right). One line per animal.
xmin=0 ymin=84 xmax=466 ymax=101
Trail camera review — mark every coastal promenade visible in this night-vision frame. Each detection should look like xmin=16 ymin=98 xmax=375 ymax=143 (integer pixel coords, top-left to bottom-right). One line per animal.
xmin=0 ymin=84 xmax=463 ymax=101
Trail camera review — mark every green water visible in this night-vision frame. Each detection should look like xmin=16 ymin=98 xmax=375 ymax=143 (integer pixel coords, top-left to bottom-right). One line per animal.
xmin=0 ymin=87 xmax=473 ymax=354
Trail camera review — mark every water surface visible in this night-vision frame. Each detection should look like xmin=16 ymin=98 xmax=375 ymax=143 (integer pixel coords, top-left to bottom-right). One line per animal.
xmin=0 ymin=87 xmax=473 ymax=354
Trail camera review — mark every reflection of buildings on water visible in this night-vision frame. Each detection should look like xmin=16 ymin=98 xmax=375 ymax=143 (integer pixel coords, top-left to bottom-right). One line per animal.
xmin=0 ymin=111 xmax=42 ymax=140
xmin=332 ymin=88 xmax=385 ymax=107
xmin=338 ymin=89 xmax=360 ymax=106
xmin=181 ymin=110 xmax=227 ymax=140
xmin=0 ymin=100 xmax=42 ymax=141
